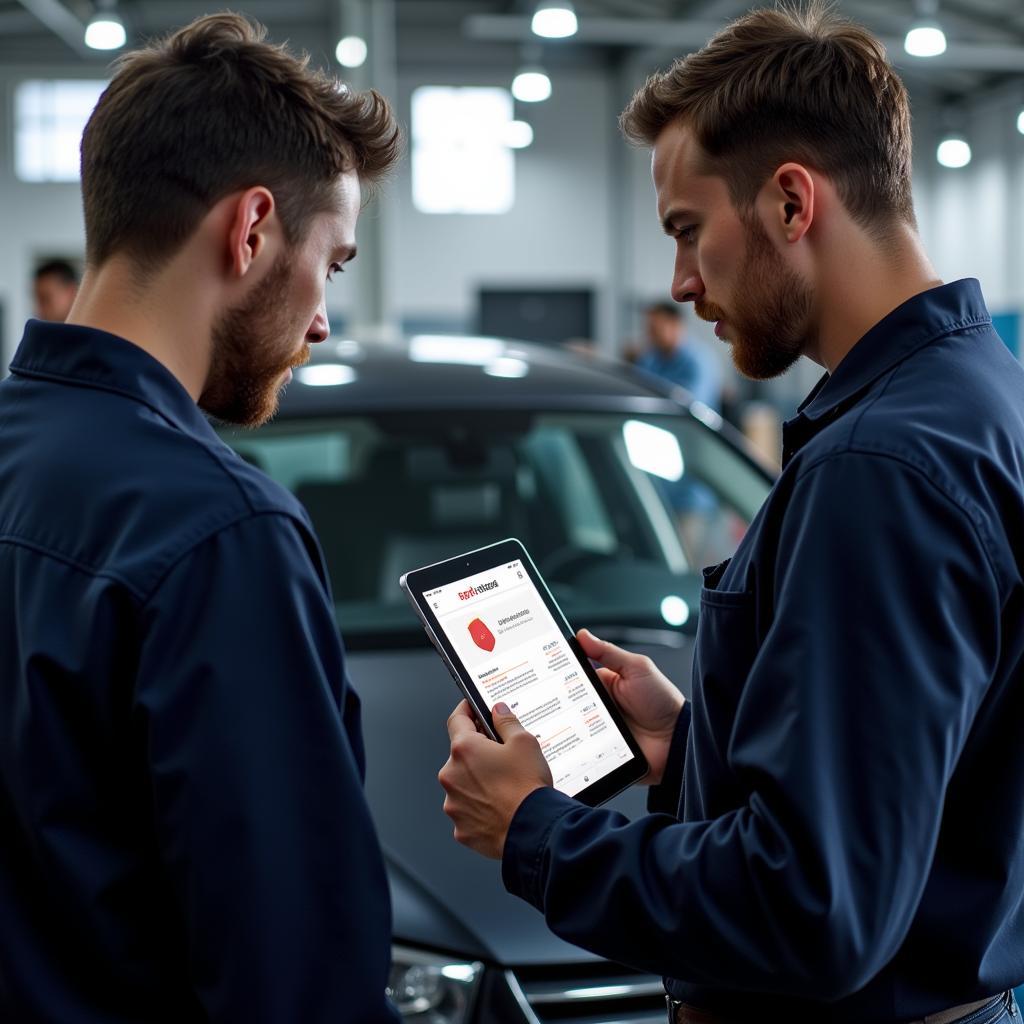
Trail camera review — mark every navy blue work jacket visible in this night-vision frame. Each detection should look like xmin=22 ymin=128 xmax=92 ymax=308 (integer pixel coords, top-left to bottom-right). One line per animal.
xmin=503 ymin=279 xmax=1024 ymax=1022
xmin=0 ymin=322 xmax=399 ymax=1023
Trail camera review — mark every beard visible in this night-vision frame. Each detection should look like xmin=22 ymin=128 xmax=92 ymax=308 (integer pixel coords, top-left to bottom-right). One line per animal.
xmin=695 ymin=213 xmax=813 ymax=381
xmin=200 ymin=253 xmax=311 ymax=428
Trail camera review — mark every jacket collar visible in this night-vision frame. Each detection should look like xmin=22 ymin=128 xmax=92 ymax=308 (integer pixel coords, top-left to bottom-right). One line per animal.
xmin=9 ymin=319 xmax=219 ymax=444
xmin=797 ymin=278 xmax=990 ymax=423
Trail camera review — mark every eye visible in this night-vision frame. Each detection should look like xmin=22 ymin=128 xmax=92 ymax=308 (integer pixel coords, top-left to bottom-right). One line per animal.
xmin=327 ymin=262 xmax=344 ymax=282
xmin=678 ymin=225 xmax=698 ymax=245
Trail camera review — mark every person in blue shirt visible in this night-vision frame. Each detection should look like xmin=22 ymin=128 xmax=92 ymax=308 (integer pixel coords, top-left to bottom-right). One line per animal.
xmin=439 ymin=6 xmax=1024 ymax=1024
xmin=0 ymin=13 xmax=401 ymax=1023
xmin=636 ymin=301 xmax=722 ymax=412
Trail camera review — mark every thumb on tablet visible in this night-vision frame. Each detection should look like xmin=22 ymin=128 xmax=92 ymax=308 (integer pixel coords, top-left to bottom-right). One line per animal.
xmin=491 ymin=702 xmax=526 ymax=740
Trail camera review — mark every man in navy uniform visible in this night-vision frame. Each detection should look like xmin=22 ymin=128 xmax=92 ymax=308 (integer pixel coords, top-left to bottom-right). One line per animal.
xmin=0 ymin=14 xmax=400 ymax=1022
xmin=440 ymin=5 xmax=1024 ymax=1023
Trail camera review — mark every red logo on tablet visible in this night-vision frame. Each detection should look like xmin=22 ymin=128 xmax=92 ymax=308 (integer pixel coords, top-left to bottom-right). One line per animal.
xmin=468 ymin=618 xmax=496 ymax=653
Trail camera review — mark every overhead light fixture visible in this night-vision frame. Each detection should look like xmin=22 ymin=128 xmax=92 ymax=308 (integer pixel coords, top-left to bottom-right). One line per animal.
xmin=904 ymin=0 xmax=946 ymax=57
xmin=531 ymin=0 xmax=578 ymax=39
xmin=512 ymin=66 xmax=551 ymax=103
xmin=335 ymin=35 xmax=367 ymax=68
xmin=504 ymin=120 xmax=534 ymax=149
xmin=1017 ymin=109 xmax=1024 ymax=136
xmin=937 ymin=134 xmax=971 ymax=168
xmin=84 ymin=1 xmax=126 ymax=50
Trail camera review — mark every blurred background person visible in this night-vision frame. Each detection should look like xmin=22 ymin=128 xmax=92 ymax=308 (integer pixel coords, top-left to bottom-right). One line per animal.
xmin=33 ymin=258 xmax=79 ymax=322
xmin=635 ymin=301 xmax=721 ymax=411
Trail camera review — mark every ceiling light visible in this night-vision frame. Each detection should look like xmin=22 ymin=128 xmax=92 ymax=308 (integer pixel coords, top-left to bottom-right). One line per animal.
xmin=531 ymin=0 xmax=578 ymax=39
xmin=904 ymin=0 xmax=946 ymax=57
xmin=504 ymin=120 xmax=534 ymax=149
xmin=335 ymin=35 xmax=367 ymax=68
xmin=1017 ymin=110 xmax=1024 ymax=136
xmin=84 ymin=6 xmax=125 ymax=50
xmin=904 ymin=23 xmax=946 ymax=57
xmin=937 ymin=135 xmax=971 ymax=168
xmin=512 ymin=67 xmax=551 ymax=103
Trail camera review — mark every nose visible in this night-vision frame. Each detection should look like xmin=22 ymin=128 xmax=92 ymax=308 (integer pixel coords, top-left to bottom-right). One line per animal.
xmin=306 ymin=302 xmax=330 ymax=344
xmin=671 ymin=252 xmax=704 ymax=304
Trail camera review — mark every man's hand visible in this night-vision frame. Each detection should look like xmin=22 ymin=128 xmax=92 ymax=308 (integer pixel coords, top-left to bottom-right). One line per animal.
xmin=439 ymin=700 xmax=553 ymax=859
xmin=577 ymin=628 xmax=685 ymax=785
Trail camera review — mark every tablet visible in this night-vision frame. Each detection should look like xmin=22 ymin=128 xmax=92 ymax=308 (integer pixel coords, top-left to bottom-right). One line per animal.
xmin=400 ymin=538 xmax=649 ymax=807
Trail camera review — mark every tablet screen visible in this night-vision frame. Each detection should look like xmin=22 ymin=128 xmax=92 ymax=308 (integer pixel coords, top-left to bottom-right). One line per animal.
xmin=423 ymin=557 xmax=634 ymax=797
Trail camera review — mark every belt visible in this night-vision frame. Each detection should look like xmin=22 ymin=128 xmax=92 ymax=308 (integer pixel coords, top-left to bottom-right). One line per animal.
xmin=666 ymin=992 xmax=1010 ymax=1024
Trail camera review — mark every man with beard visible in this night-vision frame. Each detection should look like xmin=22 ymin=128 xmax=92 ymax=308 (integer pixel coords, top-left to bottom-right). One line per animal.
xmin=0 ymin=14 xmax=401 ymax=1024
xmin=439 ymin=5 xmax=1024 ymax=1024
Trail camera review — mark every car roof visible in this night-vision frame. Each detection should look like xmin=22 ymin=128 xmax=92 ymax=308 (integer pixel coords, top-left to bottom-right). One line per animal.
xmin=278 ymin=334 xmax=697 ymax=418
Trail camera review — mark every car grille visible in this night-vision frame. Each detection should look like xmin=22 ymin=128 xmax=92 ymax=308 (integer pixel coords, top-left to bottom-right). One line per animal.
xmin=506 ymin=962 xmax=665 ymax=1023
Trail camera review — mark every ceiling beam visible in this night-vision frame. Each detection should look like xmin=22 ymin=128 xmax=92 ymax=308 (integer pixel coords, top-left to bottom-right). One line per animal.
xmin=463 ymin=13 xmax=1024 ymax=71
xmin=15 ymin=0 xmax=92 ymax=57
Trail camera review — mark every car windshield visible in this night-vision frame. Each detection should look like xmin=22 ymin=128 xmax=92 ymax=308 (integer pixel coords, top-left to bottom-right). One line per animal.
xmin=221 ymin=411 xmax=771 ymax=645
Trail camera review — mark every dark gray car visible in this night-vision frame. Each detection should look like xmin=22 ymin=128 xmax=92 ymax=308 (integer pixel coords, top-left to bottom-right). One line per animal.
xmin=218 ymin=335 xmax=774 ymax=1024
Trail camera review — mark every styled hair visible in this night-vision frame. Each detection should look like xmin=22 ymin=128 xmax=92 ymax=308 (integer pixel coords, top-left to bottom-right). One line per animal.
xmin=620 ymin=2 xmax=915 ymax=231
xmin=646 ymin=301 xmax=683 ymax=320
xmin=34 ymin=258 xmax=80 ymax=285
xmin=80 ymin=13 xmax=401 ymax=272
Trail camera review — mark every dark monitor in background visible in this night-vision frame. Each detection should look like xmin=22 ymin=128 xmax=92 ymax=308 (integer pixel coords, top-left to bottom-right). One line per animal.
xmin=477 ymin=287 xmax=593 ymax=346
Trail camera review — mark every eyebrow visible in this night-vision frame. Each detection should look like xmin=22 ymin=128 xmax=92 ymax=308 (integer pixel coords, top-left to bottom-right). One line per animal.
xmin=661 ymin=209 xmax=697 ymax=235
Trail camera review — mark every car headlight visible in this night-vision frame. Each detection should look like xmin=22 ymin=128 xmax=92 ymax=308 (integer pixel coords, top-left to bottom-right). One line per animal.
xmin=387 ymin=945 xmax=483 ymax=1022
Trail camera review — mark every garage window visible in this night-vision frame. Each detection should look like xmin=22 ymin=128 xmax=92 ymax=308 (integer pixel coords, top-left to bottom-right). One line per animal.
xmin=411 ymin=86 xmax=515 ymax=214
xmin=15 ymin=80 xmax=106 ymax=183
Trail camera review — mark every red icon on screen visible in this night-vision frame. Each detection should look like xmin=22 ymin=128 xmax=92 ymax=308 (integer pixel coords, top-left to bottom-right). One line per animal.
xmin=468 ymin=618 xmax=496 ymax=653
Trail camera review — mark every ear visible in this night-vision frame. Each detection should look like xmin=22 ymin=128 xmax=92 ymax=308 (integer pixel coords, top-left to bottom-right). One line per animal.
xmin=762 ymin=162 xmax=815 ymax=244
xmin=225 ymin=186 xmax=277 ymax=279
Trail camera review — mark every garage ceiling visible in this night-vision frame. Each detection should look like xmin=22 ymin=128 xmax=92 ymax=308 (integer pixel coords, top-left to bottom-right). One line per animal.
xmin=0 ymin=0 xmax=1021 ymax=103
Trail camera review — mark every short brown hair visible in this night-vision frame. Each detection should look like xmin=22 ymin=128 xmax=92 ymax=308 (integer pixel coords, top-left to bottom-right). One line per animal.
xmin=620 ymin=3 xmax=915 ymax=231
xmin=81 ymin=13 xmax=401 ymax=272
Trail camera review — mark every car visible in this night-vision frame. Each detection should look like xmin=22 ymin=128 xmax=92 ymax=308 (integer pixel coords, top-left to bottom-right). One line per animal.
xmin=217 ymin=333 xmax=775 ymax=1024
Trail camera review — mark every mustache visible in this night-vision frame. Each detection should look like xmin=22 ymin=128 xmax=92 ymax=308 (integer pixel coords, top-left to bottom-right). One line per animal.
xmin=694 ymin=300 xmax=726 ymax=323
xmin=290 ymin=344 xmax=312 ymax=370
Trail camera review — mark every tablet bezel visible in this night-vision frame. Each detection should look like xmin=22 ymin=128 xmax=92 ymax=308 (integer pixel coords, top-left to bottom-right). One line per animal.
xmin=400 ymin=537 xmax=649 ymax=807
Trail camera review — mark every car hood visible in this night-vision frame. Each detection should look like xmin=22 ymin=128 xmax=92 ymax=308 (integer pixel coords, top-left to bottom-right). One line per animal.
xmin=347 ymin=642 xmax=692 ymax=965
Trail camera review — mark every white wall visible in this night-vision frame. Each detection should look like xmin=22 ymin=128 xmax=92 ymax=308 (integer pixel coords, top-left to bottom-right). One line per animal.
xmin=2 ymin=58 xmax=1022 ymax=373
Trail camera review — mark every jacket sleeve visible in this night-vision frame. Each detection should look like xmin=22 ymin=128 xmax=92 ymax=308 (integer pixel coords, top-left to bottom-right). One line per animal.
xmin=646 ymin=702 xmax=691 ymax=816
xmin=136 ymin=511 xmax=399 ymax=1023
xmin=502 ymin=453 xmax=1001 ymax=1000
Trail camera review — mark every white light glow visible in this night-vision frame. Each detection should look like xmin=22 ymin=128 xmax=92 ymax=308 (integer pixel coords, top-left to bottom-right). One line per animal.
xmin=504 ymin=120 xmax=534 ymax=149
xmin=623 ymin=420 xmax=685 ymax=481
xmin=412 ymin=86 xmax=515 ymax=213
xmin=440 ymin=964 xmax=479 ymax=982
xmin=484 ymin=357 xmax=529 ymax=378
xmin=904 ymin=24 xmax=946 ymax=57
xmin=15 ymin=79 xmax=107 ymax=183
xmin=1017 ymin=110 xmax=1024 ymax=136
xmin=937 ymin=137 xmax=971 ymax=168
xmin=660 ymin=596 xmax=691 ymax=628
xmin=512 ymin=69 xmax=552 ymax=103
xmin=410 ymin=335 xmax=506 ymax=365
xmin=295 ymin=364 xmax=357 ymax=387
xmin=85 ymin=15 xmax=126 ymax=50
xmin=531 ymin=1 xmax=578 ymax=39
xmin=335 ymin=35 xmax=367 ymax=68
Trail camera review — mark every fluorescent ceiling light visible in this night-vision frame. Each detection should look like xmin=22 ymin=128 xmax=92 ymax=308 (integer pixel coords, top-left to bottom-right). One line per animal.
xmin=85 ymin=12 xmax=126 ymax=50
xmin=335 ymin=35 xmax=367 ymax=68
xmin=531 ymin=0 xmax=578 ymax=39
xmin=504 ymin=120 xmax=534 ymax=149
xmin=904 ymin=23 xmax=946 ymax=57
xmin=512 ymin=68 xmax=551 ymax=103
xmin=937 ymin=136 xmax=971 ymax=168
